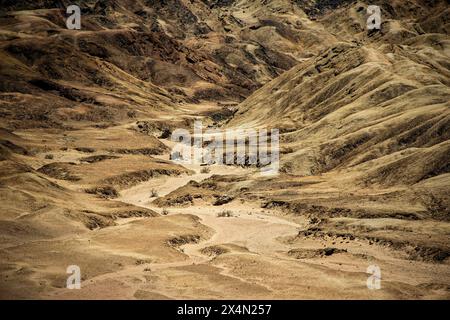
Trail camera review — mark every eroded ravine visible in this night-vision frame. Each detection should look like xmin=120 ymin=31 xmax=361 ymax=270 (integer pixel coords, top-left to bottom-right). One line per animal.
xmin=43 ymin=139 xmax=305 ymax=299
xmin=43 ymin=139 xmax=450 ymax=300
xmin=116 ymin=141 xmax=305 ymax=270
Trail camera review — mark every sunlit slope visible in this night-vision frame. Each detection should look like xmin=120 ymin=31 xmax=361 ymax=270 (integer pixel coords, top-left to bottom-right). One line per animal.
xmin=229 ymin=41 xmax=449 ymax=179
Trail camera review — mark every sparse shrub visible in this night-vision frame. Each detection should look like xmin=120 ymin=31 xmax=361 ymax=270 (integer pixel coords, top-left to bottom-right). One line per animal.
xmin=200 ymin=245 xmax=229 ymax=256
xmin=161 ymin=208 xmax=169 ymax=215
xmin=150 ymin=189 xmax=158 ymax=197
xmin=168 ymin=234 xmax=200 ymax=246
xmin=200 ymin=166 xmax=211 ymax=174
xmin=217 ymin=210 xmax=233 ymax=217
xmin=45 ymin=154 xmax=54 ymax=159
xmin=135 ymin=259 xmax=150 ymax=265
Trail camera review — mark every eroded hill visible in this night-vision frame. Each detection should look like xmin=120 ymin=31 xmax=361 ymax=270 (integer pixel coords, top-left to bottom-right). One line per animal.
xmin=0 ymin=0 xmax=449 ymax=299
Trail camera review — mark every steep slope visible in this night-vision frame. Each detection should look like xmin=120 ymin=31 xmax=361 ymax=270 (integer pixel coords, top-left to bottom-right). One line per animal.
xmin=228 ymin=0 xmax=450 ymax=192
xmin=0 ymin=0 xmax=343 ymax=132
xmin=210 ymin=0 xmax=450 ymax=268
xmin=229 ymin=43 xmax=450 ymax=175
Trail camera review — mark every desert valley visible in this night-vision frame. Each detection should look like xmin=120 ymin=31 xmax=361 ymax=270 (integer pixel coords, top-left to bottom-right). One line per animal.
xmin=0 ymin=0 xmax=449 ymax=299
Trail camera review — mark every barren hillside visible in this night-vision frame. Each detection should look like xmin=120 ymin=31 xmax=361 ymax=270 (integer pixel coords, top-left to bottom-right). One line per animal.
xmin=0 ymin=0 xmax=449 ymax=299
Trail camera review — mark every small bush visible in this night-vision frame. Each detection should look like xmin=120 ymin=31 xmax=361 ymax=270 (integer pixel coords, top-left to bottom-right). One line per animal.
xmin=45 ymin=154 xmax=54 ymax=159
xmin=150 ymin=189 xmax=158 ymax=197
xmin=161 ymin=208 xmax=169 ymax=215
xmin=200 ymin=166 xmax=211 ymax=174
xmin=217 ymin=210 xmax=233 ymax=218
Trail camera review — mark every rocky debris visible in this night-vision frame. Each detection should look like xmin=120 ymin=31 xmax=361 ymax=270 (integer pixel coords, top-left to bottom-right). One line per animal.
xmin=200 ymin=245 xmax=229 ymax=256
xmin=85 ymin=185 xmax=119 ymax=199
xmin=213 ymin=195 xmax=234 ymax=206
xmin=288 ymin=247 xmax=347 ymax=259
xmin=79 ymin=155 xmax=119 ymax=163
